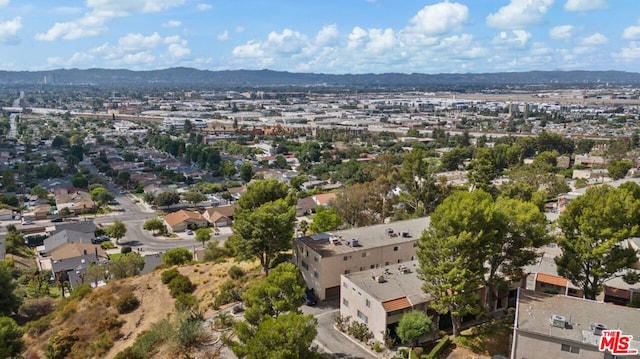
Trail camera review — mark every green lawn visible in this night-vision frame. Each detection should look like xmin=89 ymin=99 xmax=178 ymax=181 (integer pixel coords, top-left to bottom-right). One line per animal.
xmin=455 ymin=315 xmax=513 ymax=357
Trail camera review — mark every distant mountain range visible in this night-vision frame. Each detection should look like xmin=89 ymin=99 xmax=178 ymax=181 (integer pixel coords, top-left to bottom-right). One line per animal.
xmin=1 ymin=68 xmax=639 ymax=89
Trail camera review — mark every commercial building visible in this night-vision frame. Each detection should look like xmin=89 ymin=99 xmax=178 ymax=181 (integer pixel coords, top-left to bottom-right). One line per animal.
xmin=293 ymin=217 xmax=430 ymax=300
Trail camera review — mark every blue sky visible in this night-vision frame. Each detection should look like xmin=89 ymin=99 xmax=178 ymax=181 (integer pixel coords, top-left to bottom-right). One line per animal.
xmin=0 ymin=0 xmax=639 ymax=74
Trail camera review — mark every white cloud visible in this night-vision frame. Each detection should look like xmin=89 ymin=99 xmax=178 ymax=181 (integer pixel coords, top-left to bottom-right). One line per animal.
xmin=550 ymin=25 xmax=575 ymax=40
xmin=162 ymin=20 xmax=181 ymax=28
xmin=217 ymin=30 xmax=229 ymax=41
xmin=0 ymin=0 xmax=8 ymax=8
xmin=264 ymin=29 xmax=308 ymax=54
xmin=120 ymin=52 xmax=155 ymax=66
xmin=615 ymin=41 xmax=640 ymax=61
xmin=196 ymin=3 xmax=212 ymax=11
xmin=564 ymin=0 xmax=607 ymax=11
xmin=0 ymin=17 xmax=22 ymax=44
xmin=235 ymin=26 xmax=245 ymax=33
xmin=580 ymin=32 xmax=608 ymax=46
xmin=623 ymin=23 xmax=640 ymax=40
xmin=365 ymin=28 xmax=395 ymax=54
xmin=232 ymin=41 xmax=264 ymax=58
xmin=315 ymin=24 xmax=340 ymax=46
xmin=408 ymin=2 xmax=469 ymax=35
xmin=492 ymin=30 xmax=532 ymax=48
xmin=486 ymin=0 xmax=554 ymax=29
xmin=347 ymin=26 xmax=368 ymax=50
xmin=118 ymin=32 xmax=162 ymax=51
xmin=36 ymin=0 xmax=186 ymax=41
xmin=167 ymin=43 xmax=190 ymax=58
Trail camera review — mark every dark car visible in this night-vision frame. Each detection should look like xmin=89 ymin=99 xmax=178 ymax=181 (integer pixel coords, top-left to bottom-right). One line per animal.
xmin=302 ymin=290 xmax=318 ymax=306
xmin=51 ymin=218 xmax=64 ymax=223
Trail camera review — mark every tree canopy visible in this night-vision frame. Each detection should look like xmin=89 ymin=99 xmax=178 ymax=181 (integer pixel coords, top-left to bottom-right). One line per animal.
xmin=0 ymin=262 xmax=21 ymax=316
xmin=555 ymin=184 xmax=640 ymax=300
xmin=105 ymin=221 xmax=127 ymax=245
xmin=0 ymin=316 xmax=24 ymax=358
xmin=396 ymin=311 xmax=434 ymax=350
xmin=230 ymin=180 xmax=295 ymax=275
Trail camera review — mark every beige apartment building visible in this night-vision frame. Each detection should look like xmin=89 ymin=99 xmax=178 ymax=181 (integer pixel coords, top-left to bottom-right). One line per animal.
xmin=512 ymin=289 xmax=640 ymax=359
xmin=293 ymin=217 xmax=430 ymax=300
xmin=339 ymin=260 xmax=438 ymax=343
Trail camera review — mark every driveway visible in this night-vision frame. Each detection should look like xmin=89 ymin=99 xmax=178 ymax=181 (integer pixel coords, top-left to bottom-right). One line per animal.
xmin=302 ymin=303 xmax=376 ymax=359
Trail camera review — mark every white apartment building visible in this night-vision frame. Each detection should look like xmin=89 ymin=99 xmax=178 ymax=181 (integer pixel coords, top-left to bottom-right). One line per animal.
xmin=340 ymin=260 xmax=437 ymax=343
xmin=293 ymin=217 xmax=430 ymax=300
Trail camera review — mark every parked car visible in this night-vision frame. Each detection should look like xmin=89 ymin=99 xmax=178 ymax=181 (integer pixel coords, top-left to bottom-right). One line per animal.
xmin=22 ymin=221 xmax=35 ymax=225
xmin=186 ymin=230 xmax=194 ymax=235
xmin=51 ymin=218 xmax=64 ymax=223
xmin=302 ymin=290 xmax=318 ymax=306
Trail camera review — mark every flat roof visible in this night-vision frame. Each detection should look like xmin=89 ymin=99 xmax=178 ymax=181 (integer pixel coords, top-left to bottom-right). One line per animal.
xmin=298 ymin=217 xmax=430 ymax=257
xmin=342 ymin=260 xmax=431 ymax=306
xmin=516 ymin=289 xmax=640 ymax=350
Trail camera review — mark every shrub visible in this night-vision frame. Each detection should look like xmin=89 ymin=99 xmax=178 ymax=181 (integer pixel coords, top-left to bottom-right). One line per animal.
xmin=113 ymin=347 xmax=145 ymax=359
xmin=203 ymin=240 xmax=228 ymax=263
xmin=120 ymin=246 xmax=132 ymax=254
xmin=372 ymin=340 xmax=383 ymax=353
xmin=116 ymin=293 xmax=140 ymax=314
xmin=426 ymin=336 xmax=451 ymax=359
xmin=173 ymin=315 xmax=207 ymax=352
xmin=45 ymin=327 xmax=80 ymax=359
xmin=213 ymin=280 xmax=240 ymax=307
xmin=162 ymin=248 xmax=193 ymax=266
xmin=161 ymin=268 xmax=181 ymax=284
xmin=70 ymin=284 xmax=92 ymax=300
xmin=19 ymin=297 xmax=56 ymax=320
xmin=347 ymin=321 xmax=372 ymax=342
xmin=101 ymin=241 xmax=115 ymax=250
xmin=227 ymin=265 xmax=244 ymax=280
xmin=26 ymin=315 xmax=52 ymax=337
xmin=412 ymin=347 xmax=424 ymax=358
xmin=175 ymin=293 xmax=197 ymax=311
xmin=167 ymin=275 xmax=195 ymax=298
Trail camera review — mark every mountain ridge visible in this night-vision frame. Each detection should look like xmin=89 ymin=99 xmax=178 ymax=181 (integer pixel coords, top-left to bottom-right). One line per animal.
xmin=1 ymin=68 xmax=639 ymax=88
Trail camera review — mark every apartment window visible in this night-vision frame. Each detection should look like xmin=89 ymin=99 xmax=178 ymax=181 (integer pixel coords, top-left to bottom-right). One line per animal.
xmin=362 ymin=252 xmax=369 ymax=258
xmin=385 ymin=261 xmax=390 ymax=266
xmin=561 ymin=344 xmax=580 ymax=354
xmin=313 ymin=271 xmax=319 ymax=278
xmin=397 ymin=259 xmax=402 ymax=263
xmin=342 ymin=298 xmax=349 ymax=307
xmin=314 ymin=256 xmax=319 ymax=262
xmin=365 ymin=299 xmax=370 ymax=308
xmin=370 ymin=265 xmax=375 ymax=269
xmin=343 ymin=282 xmax=349 ymax=289
xmin=410 ymin=256 xmax=414 ymax=261
xmin=393 ymin=246 xmax=399 ymax=251
xmin=357 ymin=310 xmax=368 ymax=324
xmin=301 ymin=261 xmax=309 ymax=270
xmin=343 ymin=256 xmax=348 ymax=261
xmin=344 ymin=270 xmax=351 ymax=275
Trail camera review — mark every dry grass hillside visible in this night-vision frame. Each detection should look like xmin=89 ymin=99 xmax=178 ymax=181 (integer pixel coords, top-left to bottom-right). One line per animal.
xmin=22 ymin=258 xmax=259 ymax=359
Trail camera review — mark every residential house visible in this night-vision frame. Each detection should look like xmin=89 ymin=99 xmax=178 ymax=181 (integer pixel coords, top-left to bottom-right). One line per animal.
xmin=227 ymin=186 xmax=246 ymax=201
xmin=296 ymin=197 xmax=317 ymax=216
xmin=0 ymin=208 xmax=13 ymax=221
xmin=293 ymin=217 xmax=430 ymax=300
xmin=163 ymin=210 xmax=209 ymax=233
xmin=511 ymin=289 xmax=640 ymax=359
xmin=55 ymin=189 xmax=96 ymax=215
xmin=41 ymin=229 xmax=95 ymax=253
xmin=312 ymin=193 xmax=337 ymax=207
xmin=48 ymin=243 xmax=108 ymax=288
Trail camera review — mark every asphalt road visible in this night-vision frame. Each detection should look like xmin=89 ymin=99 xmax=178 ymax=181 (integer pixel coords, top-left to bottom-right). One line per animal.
xmin=85 ymin=161 xmax=232 ymax=253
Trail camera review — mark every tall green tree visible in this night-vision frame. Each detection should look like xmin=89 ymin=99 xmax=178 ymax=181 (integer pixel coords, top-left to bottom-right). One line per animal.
xmin=143 ymin=218 xmax=165 ymax=235
xmin=607 ymin=159 xmax=633 ymax=180
xmin=109 ymin=253 xmax=145 ymax=279
xmin=242 ymin=262 xmax=306 ymax=325
xmin=228 ymin=312 xmax=318 ymax=359
xmin=195 ymin=228 xmax=212 ymax=247
xmin=30 ymin=185 xmax=49 ymax=199
xmin=396 ymin=311 xmax=434 ymax=356
xmin=90 ymin=186 xmax=114 ymax=206
xmin=417 ymin=191 xmax=492 ymax=336
xmin=105 ymin=221 xmax=127 ymax=245
xmin=555 ymin=185 xmax=640 ymax=300
xmin=0 ymin=316 xmax=24 ymax=358
xmin=400 ymin=149 xmax=446 ymax=215
xmin=238 ymin=179 xmax=289 ymax=210
xmin=0 ymin=262 xmax=21 ymax=316
xmin=239 ymin=162 xmax=254 ymax=183
xmin=309 ymin=207 xmax=342 ymax=233
xmin=182 ymin=190 xmax=206 ymax=205
xmin=467 ymin=147 xmax=497 ymax=193
xmin=230 ymin=198 xmax=295 ymax=275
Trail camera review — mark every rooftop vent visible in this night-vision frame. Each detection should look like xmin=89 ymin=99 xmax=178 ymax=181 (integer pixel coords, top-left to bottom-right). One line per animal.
xmin=591 ymin=323 xmax=607 ymax=336
xmin=349 ymin=238 xmax=359 ymax=247
xmin=399 ymin=231 xmax=410 ymax=238
xmin=550 ymin=314 xmax=566 ymax=329
xmin=376 ymin=275 xmax=386 ymax=283
xmin=329 ymin=237 xmax=340 ymax=245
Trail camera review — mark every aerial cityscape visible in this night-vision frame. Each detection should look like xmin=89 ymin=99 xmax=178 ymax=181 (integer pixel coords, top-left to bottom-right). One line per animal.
xmin=1 ymin=1 xmax=640 ymax=359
